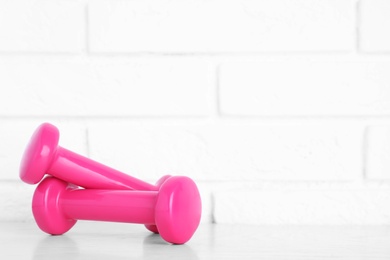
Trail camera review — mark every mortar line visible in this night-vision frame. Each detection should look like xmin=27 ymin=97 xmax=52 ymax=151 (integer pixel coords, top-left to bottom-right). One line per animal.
xmin=356 ymin=0 xmax=361 ymax=53
xmin=85 ymin=2 xmax=90 ymax=55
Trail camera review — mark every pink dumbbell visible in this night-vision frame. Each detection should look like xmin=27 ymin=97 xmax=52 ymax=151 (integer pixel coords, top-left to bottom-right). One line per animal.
xmin=20 ymin=122 xmax=167 ymax=191
xmin=20 ymin=122 xmax=174 ymax=233
xmin=33 ymin=176 xmax=202 ymax=244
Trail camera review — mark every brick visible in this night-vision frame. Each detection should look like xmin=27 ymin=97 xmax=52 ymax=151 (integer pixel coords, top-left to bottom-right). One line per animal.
xmin=365 ymin=126 xmax=390 ymax=180
xmin=89 ymin=0 xmax=354 ymax=53
xmin=0 ymin=0 xmax=84 ymax=52
xmin=214 ymin=188 xmax=390 ymax=224
xmin=360 ymin=0 xmax=390 ymax=52
xmin=0 ymin=120 xmax=87 ymax=181
xmin=220 ymin=60 xmax=390 ymax=116
xmin=88 ymin=122 xmax=362 ymax=181
xmin=0 ymin=57 xmax=210 ymax=116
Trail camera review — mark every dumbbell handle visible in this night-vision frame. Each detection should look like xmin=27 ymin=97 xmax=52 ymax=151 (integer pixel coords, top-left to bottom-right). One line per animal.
xmin=49 ymin=146 xmax=157 ymax=191
xmin=61 ymin=188 xmax=156 ymax=224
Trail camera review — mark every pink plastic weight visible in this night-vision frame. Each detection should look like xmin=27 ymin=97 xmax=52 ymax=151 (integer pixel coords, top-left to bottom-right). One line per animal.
xmin=20 ymin=123 xmax=174 ymax=233
xmin=20 ymin=122 xmax=166 ymax=191
xmin=33 ymin=176 xmax=202 ymax=244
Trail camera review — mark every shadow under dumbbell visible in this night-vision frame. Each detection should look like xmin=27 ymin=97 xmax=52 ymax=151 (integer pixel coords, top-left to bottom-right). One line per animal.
xmin=32 ymin=235 xmax=80 ymax=260
xmin=142 ymin=233 xmax=199 ymax=260
xmin=33 ymin=231 xmax=198 ymax=260
xmin=32 ymin=235 xmax=128 ymax=260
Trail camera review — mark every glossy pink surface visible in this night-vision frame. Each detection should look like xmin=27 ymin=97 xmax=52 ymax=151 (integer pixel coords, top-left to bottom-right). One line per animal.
xmin=19 ymin=123 xmax=59 ymax=185
xmin=20 ymin=123 xmax=161 ymax=191
xmin=144 ymin=174 xmax=172 ymax=234
xmin=33 ymin=176 xmax=202 ymax=244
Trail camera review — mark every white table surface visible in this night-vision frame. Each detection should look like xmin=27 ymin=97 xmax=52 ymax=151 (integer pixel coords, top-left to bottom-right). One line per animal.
xmin=1 ymin=221 xmax=390 ymax=259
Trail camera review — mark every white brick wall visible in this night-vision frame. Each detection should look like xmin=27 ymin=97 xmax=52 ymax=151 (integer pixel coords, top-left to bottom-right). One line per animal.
xmin=220 ymin=60 xmax=390 ymax=116
xmin=0 ymin=0 xmax=85 ymax=52
xmin=360 ymin=0 xmax=390 ymax=52
xmin=89 ymin=0 xmax=355 ymax=52
xmin=214 ymin=188 xmax=390 ymax=224
xmin=88 ymin=122 xmax=363 ymax=181
xmin=0 ymin=57 xmax=211 ymax=116
xmin=365 ymin=126 xmax=390 ymax=180
xmin=2 ymin=0 xmax=390 ymax=225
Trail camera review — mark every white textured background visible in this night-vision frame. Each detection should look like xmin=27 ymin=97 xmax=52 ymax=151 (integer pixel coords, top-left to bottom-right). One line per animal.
xmin=2 ymin=0 xmax=390 ymax=225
